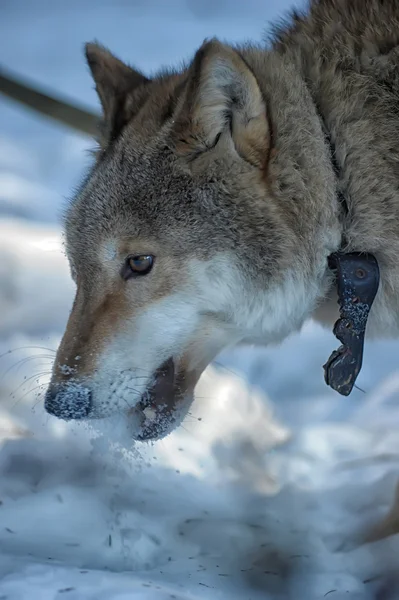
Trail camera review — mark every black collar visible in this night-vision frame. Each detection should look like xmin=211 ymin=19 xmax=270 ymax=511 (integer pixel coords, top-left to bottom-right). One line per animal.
xmin=322 ymin=133 xmax=380 ymax=396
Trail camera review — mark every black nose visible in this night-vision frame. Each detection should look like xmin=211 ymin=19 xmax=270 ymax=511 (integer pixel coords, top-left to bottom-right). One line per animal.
xmin=44 ymin=384 xmax=92 ymax=420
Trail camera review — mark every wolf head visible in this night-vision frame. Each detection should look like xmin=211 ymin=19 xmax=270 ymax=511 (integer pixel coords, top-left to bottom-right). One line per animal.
xmin=45 ymin=39 xmax=340 ymax=440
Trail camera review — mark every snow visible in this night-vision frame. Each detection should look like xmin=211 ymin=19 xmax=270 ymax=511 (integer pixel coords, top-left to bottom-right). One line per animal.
xmin=1 ymin=1 xmax=399 ymax=598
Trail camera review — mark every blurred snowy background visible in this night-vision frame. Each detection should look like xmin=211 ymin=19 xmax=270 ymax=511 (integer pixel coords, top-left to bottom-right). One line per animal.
xmin=1 ymin=1 xmax=399 ymax=598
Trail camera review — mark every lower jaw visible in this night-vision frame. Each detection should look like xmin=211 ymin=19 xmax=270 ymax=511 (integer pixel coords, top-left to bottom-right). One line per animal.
xmin=136 ymin=413 xmax=176 ymax=441
xmin=134 ymin=399 xmax=180 ymax=441
xmin=133 ymin=359 xmax=185 ymax=440
xmin=132 ymin=392 xmax=194 ymax=441
xmin=83 ymin=391 xmax=193 ymax=441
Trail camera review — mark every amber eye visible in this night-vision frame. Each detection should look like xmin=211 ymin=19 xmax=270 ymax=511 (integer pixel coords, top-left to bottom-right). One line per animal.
xmin=124 ymin=254 xmax=154 ymax=279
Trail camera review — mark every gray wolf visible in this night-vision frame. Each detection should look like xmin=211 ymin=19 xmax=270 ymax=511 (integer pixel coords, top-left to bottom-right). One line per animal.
xmin=44 ymin=0 xmax=399 ymax=441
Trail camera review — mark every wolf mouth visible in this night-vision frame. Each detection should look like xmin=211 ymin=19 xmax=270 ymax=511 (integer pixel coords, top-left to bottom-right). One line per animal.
xmin=132 ymin=357 xmax=179 ymax=440
xmin=45 ymin=355 xmax=185 ymax=441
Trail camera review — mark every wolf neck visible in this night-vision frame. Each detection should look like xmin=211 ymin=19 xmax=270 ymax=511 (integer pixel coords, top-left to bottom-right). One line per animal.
xmin=270 ymin=3 xmax=399 ymax=258
xmin=236 ymin=49 xmax=343 ymax=341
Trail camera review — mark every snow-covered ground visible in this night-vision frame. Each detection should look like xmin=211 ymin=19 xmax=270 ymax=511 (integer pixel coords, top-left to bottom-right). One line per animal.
xmin=1 ymin=2 xmax=399 ymax=598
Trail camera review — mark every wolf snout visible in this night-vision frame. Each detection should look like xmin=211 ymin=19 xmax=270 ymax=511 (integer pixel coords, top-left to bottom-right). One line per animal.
xmin=44 ymin=382 xmax=92 ymax=420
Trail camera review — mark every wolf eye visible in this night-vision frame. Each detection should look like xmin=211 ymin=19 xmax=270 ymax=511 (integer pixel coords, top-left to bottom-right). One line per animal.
xmin=124 ymin=255 xmax=154 ymax=278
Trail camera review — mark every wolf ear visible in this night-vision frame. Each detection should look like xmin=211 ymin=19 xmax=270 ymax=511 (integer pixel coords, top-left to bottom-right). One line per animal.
xmin=174 ymin=39 xmax=270 ymax=168
xmin=85 ymin=42 xmax=149 ymax=145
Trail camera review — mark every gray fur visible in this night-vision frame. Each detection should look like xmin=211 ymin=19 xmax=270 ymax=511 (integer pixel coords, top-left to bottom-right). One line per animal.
xmin=46 ymin=0 xmax=399 ymax=437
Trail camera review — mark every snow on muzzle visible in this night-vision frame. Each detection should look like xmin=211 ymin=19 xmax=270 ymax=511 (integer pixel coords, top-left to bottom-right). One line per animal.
xmin=44 ymin=358 xmax=186 ymax=441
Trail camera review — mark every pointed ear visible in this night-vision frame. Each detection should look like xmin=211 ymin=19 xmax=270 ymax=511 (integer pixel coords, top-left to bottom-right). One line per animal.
xmin=85 ymin=42 xmax=149 ymax=145
xmin=174 ymin=39 xmax=270 ymax=168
